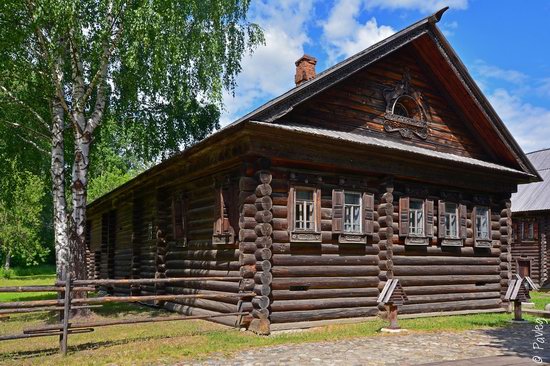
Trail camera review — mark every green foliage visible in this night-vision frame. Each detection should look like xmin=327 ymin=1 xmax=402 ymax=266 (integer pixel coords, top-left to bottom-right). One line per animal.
xmin=0 ymin=159 xmax=49 ymax=268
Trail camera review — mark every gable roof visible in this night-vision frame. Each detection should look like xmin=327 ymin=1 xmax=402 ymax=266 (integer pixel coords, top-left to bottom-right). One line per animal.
xmin=227 ymin=7 xmax=540 ymax=181
xmin=511 ymin=148 xmax=550 ymax=213
xmin=88 ymin=8 xmax=540 ymax=210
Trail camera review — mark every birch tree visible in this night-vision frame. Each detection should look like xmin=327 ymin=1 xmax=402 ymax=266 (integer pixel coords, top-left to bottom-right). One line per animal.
xmin=0 ymin=0 xmax=263 ymax=280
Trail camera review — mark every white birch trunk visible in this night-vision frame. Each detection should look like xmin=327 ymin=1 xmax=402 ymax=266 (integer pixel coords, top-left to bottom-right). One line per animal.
xmin=51 ymin=97 xmax=69 ymax=279
xmin=69 ymin=130 xmax=91 ymax=282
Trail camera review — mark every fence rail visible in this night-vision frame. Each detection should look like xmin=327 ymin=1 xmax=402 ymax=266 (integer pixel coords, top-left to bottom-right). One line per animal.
xmin=0 ymin=271 xmax=252 ymax=355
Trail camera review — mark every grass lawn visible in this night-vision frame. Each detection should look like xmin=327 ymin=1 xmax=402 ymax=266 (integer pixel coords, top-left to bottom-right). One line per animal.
xmin=0 ymin=270 xmax=545 ymax=366
xmin=531 ymin=291 xmax=550 ymax=310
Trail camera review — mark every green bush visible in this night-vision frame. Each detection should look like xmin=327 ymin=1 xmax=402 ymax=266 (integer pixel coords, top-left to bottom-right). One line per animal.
xmin=0 ymin=267 xmax=14 ymax=279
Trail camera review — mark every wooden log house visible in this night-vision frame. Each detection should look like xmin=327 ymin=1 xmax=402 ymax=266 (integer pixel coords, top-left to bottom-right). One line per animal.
xmin=511 ymin=148 xmax=550 ymax=287
xmin=86 ymin=8 xmax=541 ymax=332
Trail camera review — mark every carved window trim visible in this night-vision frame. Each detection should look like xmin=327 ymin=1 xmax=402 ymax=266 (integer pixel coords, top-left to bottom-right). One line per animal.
xmin=289 ymin=185 xmax=322 ymax=243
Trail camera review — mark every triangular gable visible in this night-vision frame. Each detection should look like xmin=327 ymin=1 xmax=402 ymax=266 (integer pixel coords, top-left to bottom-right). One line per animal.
xmin=233 ymin=7 xmax=540 ymax=181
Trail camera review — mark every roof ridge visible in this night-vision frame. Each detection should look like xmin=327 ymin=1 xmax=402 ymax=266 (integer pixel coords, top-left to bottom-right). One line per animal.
xmin=527 ymin=147 xmax=550 ymax=155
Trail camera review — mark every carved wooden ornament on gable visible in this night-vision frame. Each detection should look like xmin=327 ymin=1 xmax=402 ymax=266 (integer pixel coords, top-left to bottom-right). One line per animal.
xmin=382 ymin=69 xmax=430 ymax=140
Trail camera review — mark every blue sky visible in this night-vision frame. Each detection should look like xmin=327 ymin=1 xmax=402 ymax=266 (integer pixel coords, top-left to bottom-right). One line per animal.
xmin=221 ymin=0 xmax=550 ymax=153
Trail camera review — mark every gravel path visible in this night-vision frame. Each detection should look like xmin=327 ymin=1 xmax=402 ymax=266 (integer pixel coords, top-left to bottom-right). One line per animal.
xmin=181 ymin=322 xmax=549 ymax=366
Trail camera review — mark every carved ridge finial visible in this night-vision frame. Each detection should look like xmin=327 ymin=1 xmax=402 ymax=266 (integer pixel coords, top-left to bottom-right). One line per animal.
xmin=430 ymin=7 xmax=449 ymax=24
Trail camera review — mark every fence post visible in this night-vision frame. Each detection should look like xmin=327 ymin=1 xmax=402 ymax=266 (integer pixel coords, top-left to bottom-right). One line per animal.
xmin=59 ymin=269 xmax=71 ymax=355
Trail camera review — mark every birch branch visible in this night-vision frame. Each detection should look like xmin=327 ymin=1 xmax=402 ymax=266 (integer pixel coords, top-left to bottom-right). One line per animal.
xmin=14 ymin=132 xmax=49 ymax=154
xmin=0 ymin=84 xmax=49 ymax=131
xmin=0 ymin=119 xmax=51 ymax=141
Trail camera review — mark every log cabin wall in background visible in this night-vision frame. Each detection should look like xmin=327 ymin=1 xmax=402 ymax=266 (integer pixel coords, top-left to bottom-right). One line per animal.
xmin=511 ymin=213 xmax=545 ymax=285
xmin=113 ymin=201 xmax=133 ymax=295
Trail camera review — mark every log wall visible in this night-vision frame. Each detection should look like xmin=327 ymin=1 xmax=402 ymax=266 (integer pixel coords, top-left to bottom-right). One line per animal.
xmin=511 ymin=213 xmax=550 ymax=286
xmin=113 ymin=202 xmax=133 ymax=294
xmin=162 ymin=172 xmax=242 ymax=319
xmin=391 ymin=185 xmax=506 ymax=314
xmin=268 ymin=166 xmax=381 ymax=326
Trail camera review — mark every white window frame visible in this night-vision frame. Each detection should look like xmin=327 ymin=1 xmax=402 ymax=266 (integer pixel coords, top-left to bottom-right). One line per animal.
xmin=408 ymin=199 xmax=425 ymax=237
xmin=343 ymin=191 xmax=362 ymax=234
xmin=294 ymin=188 xmax=316 ymax=232
xmin=475 ymin=207 xmax=490 ymax=241
xmin=444 ymin=202 xmax=459 ymax=239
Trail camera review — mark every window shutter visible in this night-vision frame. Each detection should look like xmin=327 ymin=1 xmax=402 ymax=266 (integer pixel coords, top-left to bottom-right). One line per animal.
xmin=438 ymin=200 xmax=446 ymax=238
xmin=288 ymin=187 xmax=295 ymax=232
xmin=399 ymin=197 xmax=409 ymax=236
xmin=332 ymin=190 xmax=344 ymax=233
xmin=512 ymin=222 xmax=518 ymax=241
xmin=459 ymin=204 xmax=467 ymax=239
xmin=213 ymin=188 xmax=223 ymax=235
xmin=315 ymin=188 xmax=322 ymax=233
xmin=425 ymin=200 xmax=434 ymax=237
xmin=524 ymin=221 xmax=529 ymax=240
xmin=471 ymin=206 xmax=477 ymax=240
xmin=534 ymin=222 xmax=539 ymax=240
xmin=363 ymin=193 xmax=375 ymax=235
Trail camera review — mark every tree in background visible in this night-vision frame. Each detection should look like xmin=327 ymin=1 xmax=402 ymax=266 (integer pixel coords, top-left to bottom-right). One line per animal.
xmin=0 ymin=1 xmax=263 ymax=280
xmin=0 ymin=159 xmax=48 ymax=270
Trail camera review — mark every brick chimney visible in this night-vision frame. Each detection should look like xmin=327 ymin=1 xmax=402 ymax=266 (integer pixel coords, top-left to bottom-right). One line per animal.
xmin=294 ymin=54 xmax=317 ymax=86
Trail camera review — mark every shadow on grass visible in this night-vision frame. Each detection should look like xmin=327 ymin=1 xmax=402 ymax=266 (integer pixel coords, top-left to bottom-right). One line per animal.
xmin=0 ymin=329 xmax=201 ymax=361
xmin=92 ymin=302 xmax=172 ymax=318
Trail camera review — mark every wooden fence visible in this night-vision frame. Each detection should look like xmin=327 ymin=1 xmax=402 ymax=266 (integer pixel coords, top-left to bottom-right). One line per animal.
xmin=0 ymin=271 xmax=253 ymax=355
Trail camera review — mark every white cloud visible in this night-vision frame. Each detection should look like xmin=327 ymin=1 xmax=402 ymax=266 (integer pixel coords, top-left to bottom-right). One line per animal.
xmin=536 ymin=78 xmax=550 ymax=99
xmin=364 ymin=0 xmax=468 ymax=13
xmin=488 ymin=88 xmax=550 ymax=153
xmin=440 ymin=20 xmax=458 ymax=37
xmin=321 ymin=0 xmax=395 ymax=63
xmin=472 ymin=60 xmax=528 ymax=85
xmin=220 ymin=0 xmax=314 ymax=126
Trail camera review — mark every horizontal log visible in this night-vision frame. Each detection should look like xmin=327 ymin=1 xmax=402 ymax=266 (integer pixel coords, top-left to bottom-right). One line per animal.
xmin=166 ymin=260 xmax=240 ymax=271
xmin=391 ymin=256 xmax=500 ymax=266
xmin=271 ymin=287 xmax=379 ymax=300
xmin=393 ymin=265 xmax=499 ymax=276
xmin=167 ymin=249 xmax=239 ymax=262
xmin=400 ymin=298 xmax=501 ymax=314
xmin=272 ymin=242 xmax=379 ymax=255
xmin=166 ymin=281 xmax=240 ymax=294
xmin=271 ymin=277 xmax=379 ymax=290
xmin=272 ymin=205 xmax=288 ymax=219
xmin=255 ymin=183 xmax=272 ymax=197
xmin=170 ymin=297 xmax=238 ymax=313
xmin=255 ymin=236 xmax=273 ymax=248
xmin=392 ymin=245 xmax=500 ymax=257
xmin=398 ymin=275 xmax=501 ymax=286
xmin=270 ymin=307 xmax=378 ymax=323
xmin=71 ymin=292 xmax=256 ymax=306
xmin=406 ymin=291 xmax=501 ymax=305
xmin=403 ymin=283 xmax=501 ymax=295
xmin=272 ymin=265 xmax=379 ymax=277
xmin=270 ymin=297 xmax=378 ymax=312
xmin=164 ymin=269 xmax=241 ymax=278
xmin=272 ymin=255 xmax=379 ymax=266
xmin=254 ymin=271 xmax=273 ymax=285
xmin=240 ymin=242 xmax=257 ymax=254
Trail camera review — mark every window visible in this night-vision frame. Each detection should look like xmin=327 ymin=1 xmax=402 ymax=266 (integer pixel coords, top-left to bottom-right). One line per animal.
xmin=212 ymin=187 xmax=235 ymax=245
xmin=444 ymin=203 xmax=459 ymax=238
xmin=344 ymin=192 xmax=362 ymax=233
xmin=394 ymin=102 xmax=409 ymax=117
xmin=409 ymin=199 xmax=425 ymax=236
xmin=295 ymin=189 xmax=315 ymax=231
xmin=519 ymin=221 xmax=535 ymax=241
xmin=290 ymin=186 xmax=321 ymax=243
xmin=475 ymin=207 xmax=490 ymax=241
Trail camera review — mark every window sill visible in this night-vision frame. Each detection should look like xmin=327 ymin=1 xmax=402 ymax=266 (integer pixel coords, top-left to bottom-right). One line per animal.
xmin=405 ymin=236 xmax=429 ymax=246
xmin=290 ymin=231 xmax=321 ymax=243
xmin=474 ymin=240 xmax=492 ymax=248
xmin=338 ymin=233 xmax=367 ymax=244
xmin=212 ymin=234 xmax=235 ymax=245
xmin=441 ymin=238 xmax=463 ymax=247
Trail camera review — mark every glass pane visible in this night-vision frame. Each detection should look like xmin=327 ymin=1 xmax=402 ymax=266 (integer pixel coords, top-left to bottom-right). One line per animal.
xmin=353 ymin=206 xmax=361 ymax=228
xmin=410 ymin=200 xmax=423 ymax=210
xmin=445 ymin=203 xmax=457 ymax=214
xmin=345 ymin=192 xmax=360 ymax=205
xmin=296 ymin=190 xmax=313 ymax=201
